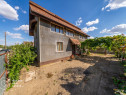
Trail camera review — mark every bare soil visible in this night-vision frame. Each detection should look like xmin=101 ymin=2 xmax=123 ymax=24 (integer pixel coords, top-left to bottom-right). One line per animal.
xmin=4 ymin=53 xmax=123 ymax=95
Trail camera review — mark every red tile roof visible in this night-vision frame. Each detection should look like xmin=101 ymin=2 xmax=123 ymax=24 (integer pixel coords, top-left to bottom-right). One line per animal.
xmin=29 ymin=1 xmax=90 ymax=37
xmin=70 ymin=38 xmax=81 ymax=45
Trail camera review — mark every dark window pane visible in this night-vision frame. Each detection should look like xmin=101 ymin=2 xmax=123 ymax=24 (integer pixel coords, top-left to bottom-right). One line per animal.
xmin=51 ymin=24 xmax=55 ymax=32
xmin=66 ymin=30 xmax=69 ymax=36
xmin=56 ymin=26 xmax=60 ymax=33
xmin=60 ymin=28 xmax=63 ymax=34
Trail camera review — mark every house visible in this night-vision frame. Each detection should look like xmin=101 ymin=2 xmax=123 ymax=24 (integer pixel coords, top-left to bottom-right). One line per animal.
xmin=0 ymin=48 xmax=2 ymax=51
xmin=29 ymin=1 xmax=90 ymax=66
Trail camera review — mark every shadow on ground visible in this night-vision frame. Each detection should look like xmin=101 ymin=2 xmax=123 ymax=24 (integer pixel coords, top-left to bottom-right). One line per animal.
xmin=60 ymin=55 xmax=123 ymax=95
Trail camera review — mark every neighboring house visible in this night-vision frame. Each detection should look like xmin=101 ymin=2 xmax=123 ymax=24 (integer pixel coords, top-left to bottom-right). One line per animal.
xmin=0 ymin=48 xmax=2 ymax=51
xmin=29 ymin=1 xmax=90 ymax=66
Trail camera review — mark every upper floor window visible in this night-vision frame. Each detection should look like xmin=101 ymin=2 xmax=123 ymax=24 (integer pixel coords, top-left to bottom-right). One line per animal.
xmin=66 ymin=30 xmax=74 ymax=37
xmin=82 ymin=36 xmax=85 ymax=40
xmin=66 ymin=30 xmax=69 ymax=36
xmin=79 ymin=35 xmax=85 ymax=40
xmin=56 ymin=26 xmax=60 ymax=33
xmin=51 ymin=24 xmax=55 ymax=32
xmin=69 ymin=32 xmax=74 ymax=37
xmin=60 ymin=28 xmax=64 ymax=34
xmin=51 ymin=24 xmax=64 ymax=34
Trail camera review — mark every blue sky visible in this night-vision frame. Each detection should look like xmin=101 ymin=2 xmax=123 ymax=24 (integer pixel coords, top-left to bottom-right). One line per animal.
xmin=0 ymin=0 xmax=126 ymax=46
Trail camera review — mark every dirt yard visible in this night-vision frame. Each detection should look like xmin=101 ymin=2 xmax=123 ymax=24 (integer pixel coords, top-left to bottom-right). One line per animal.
xmin=4 ymin=53 xmax=123 ymax=95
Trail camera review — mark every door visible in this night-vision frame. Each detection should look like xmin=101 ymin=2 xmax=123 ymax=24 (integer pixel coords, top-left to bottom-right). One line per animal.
xmin=72 ymin=45 xmax=76 ymax=55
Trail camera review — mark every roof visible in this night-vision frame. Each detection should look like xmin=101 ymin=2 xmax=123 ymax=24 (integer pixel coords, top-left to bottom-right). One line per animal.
xmin=70 ymin=38 xmax=81 ymax=45
xmin=29 ymin=1 xmax=90 ymax=37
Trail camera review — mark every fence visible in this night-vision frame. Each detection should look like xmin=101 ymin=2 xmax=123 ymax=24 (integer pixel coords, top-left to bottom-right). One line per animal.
xmin=0 ymin=51 xmax=8 ymax=95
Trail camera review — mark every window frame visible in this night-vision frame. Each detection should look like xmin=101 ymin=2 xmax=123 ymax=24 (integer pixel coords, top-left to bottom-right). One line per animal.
xmin=56 ymin=42 xmax=63 ymax=52
xmin=60 ymin=27 xmax=64 ymax=34
xmin=51 ymin=24 xmax=56 ymax=32
xmin=56 ymin=26 xmax=60 ymax=33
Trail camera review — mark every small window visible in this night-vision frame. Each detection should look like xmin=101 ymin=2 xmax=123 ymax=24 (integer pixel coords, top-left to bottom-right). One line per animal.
xmin=60 ymin=28 xmax=64 ymax=34
xmin=79 ymin=35 xmax=82 ymax=39
xmin=51 ymin=24 xmax=55 ymax=32
xmin=66 ymin=30 xmax=69 ymax=36
xmin=70 ymin=32 xmax=74 ymax=37
xmin=57 ymin=42 xmax=63 ymax=51
xmin=83 ymin=36 xmax=85 ymax=39
xmin=56 ymin=26 xmax=60 ymax=33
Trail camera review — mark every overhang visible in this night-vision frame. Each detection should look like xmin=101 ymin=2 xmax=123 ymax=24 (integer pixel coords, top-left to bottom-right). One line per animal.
xmin=70 ymin=38 xmax=81 ymax=45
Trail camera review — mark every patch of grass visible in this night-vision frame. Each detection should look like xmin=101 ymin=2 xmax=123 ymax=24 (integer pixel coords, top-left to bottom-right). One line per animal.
xmin=47 ymin=73 xmax=53 ymax=78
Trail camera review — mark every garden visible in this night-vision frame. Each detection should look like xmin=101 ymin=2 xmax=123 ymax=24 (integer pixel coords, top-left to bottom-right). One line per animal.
xmin=81 ymin=35 xmax=126 ymax=95
xmin=4 ymin=35 xmax=126 ymax=95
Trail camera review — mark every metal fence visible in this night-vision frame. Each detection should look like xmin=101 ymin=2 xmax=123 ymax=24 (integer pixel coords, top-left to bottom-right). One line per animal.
xmin=0 ymin=51 xmax=7 ymax=95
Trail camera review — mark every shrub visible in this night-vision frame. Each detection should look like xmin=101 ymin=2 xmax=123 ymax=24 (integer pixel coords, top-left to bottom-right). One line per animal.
xmin=7 ymin=43 xmax=37 ymax=89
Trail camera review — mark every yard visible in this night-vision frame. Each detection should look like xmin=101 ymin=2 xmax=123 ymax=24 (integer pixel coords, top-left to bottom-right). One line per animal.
xmin=4 ymin=53 xmax=123 ymax=95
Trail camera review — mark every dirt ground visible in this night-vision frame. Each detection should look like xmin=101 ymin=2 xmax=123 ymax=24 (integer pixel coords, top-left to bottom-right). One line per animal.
xmin=4 ymin=53 xmax=123 ymax=95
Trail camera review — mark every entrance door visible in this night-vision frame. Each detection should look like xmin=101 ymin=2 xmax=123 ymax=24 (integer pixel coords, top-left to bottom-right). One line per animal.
xmin=72 ymin=45 xmax=76 ymax=55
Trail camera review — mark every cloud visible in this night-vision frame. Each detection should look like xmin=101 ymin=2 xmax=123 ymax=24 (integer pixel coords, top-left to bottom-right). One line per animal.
xmin=100 ymin=24 xmax=126 ymax=35
xmin=86 ymin=19 xmax=99 ymax=26
xmin=14 ymin=25 xmax=29 ymax=33
xmin=82 ymin=26 xmax=98 ymax=33
xmin=22 ymin=10 xmax=27 ymax=14
xmin=89 ymin=36 xmax=94 ymax=39
xmin=15 ymin=6 xmax=19 ymax=10
xmin=6 ymin=31 xmax=23 ymax=39
xmin=75 ymin=17 xmax=83 ymax=26
xmin=102 ymin=0 xmax=126 ymax=11
xmin=0 ymin=0 xmax=18 ymax=20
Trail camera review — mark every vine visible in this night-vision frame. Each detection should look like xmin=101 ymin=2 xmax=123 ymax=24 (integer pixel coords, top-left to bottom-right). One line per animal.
xmin=7 ymin=43 xmax=37 ymax=89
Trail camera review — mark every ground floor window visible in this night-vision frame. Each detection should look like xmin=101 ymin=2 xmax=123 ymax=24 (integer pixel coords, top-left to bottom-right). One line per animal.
xmin=57 ymin=42 xmax=63 ymax=52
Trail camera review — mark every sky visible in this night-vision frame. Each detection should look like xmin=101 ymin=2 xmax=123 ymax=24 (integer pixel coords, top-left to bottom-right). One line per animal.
xmin=0 ymin=0 xmax=126 ymax=46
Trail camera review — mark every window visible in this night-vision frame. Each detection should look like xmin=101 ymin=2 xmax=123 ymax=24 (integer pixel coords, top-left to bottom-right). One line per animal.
xmin=66 ymin=30 xmax=69 ymax=36
xmin=79 ymin=35 xmax=85 ymax=40
xmin=60 ymin=27 xmax=64 ymax=34
xmin=82 ymin=36 xmax=85 ymax=40
xmin=69 ymin=32 xmax=74 ymax=37
xmin=56 ymin=26 xmax=60 ymax=33
xmin=57 ymin=42 xmax=63 ymax=51
xmin=79 ymin=35 xmax=82 ymax=39
xmin=51 ymin=24 xmax=55 ymax=32
xmin=51 ymin=24 xmax=65 ymax=35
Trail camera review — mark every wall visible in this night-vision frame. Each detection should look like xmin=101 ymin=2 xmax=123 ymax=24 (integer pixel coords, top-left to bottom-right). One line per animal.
xmin=39 ymin=19 xmax=72 ymax=63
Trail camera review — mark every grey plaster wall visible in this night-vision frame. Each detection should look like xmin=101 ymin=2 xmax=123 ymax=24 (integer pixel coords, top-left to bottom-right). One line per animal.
xmin=39 ymin=19 xmax=72 ymax=63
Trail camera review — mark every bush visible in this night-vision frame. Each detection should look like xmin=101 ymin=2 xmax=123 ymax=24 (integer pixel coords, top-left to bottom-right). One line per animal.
xmin=7 ymin=43 xmax=37 ymax=89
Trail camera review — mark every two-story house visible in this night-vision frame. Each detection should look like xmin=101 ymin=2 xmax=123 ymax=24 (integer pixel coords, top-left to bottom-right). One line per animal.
xmin=29 ymin=1 xmax=90 ymax=66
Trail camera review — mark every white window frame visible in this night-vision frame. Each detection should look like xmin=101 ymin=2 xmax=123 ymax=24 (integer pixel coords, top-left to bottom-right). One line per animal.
xmin=56 ymin=42 xmax=64 ymax=52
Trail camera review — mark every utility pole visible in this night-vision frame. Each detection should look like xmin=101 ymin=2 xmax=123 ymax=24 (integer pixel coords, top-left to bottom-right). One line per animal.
xmin=5 ymin=32 xmax=6 ymax=49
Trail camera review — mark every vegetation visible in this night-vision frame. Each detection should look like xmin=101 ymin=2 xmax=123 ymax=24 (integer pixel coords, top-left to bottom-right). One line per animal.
xmin=81 ymin=35 xmax=126 ymax=57
xmin=7 ymin=43 xmax=37 ymax=89
xmin=81 ymin=35 xmax=126 ymax=95
xmin=0 ymin=45 xmax=4 ymax=48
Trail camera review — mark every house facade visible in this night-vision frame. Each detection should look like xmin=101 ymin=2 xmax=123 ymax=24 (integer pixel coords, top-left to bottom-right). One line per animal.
xmin=29 ymin=1 xmax=90 ymax=66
